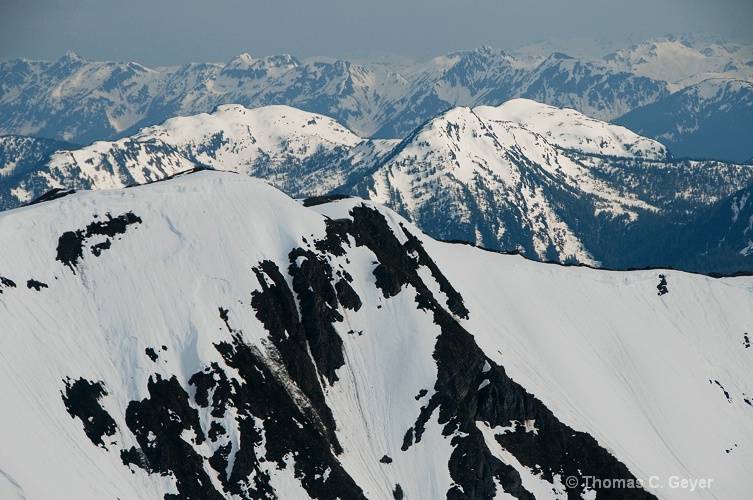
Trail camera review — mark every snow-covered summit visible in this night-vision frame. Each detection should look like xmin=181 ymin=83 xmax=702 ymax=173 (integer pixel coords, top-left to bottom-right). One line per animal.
xmin=362 ymin=101 xmax=672 ymax=264
xmin=24 ymin=104 xmax=393 ymax=202
xmin=475 ymin=98 xmax=670 ymax=160
xmin=603 ymin=38 xmax=753 ymax=86
xmin=1 ymin=170 xmax=752 ymax=498
xmin=153 ymin=104 xmax=363 ymax=153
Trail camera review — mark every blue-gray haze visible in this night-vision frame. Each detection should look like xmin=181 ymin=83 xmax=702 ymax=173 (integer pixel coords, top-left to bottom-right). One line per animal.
xmin=2 ymin=0 xmax=752 ymax=66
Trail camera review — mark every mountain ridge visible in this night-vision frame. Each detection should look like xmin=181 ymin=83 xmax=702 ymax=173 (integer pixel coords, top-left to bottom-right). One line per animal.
xmin=3 ymin=99 xmax=753 ymax=274
xmin=1 ymin=170 xmax=751 ymax=498
xmin=2 ymin=36 xmax=750 ymax=160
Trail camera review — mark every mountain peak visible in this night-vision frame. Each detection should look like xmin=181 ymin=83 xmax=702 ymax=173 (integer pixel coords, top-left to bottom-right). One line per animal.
xmin=225 ymin=52 xmax=255 ymax=68
xmin=475 ymin=98 xmax=669 ymax=160
xmin=59 ymin=50 xmax=84 ymax=63
xmin=3 ymin=170 xmax=753 ymax=498
xmin=548 ymin=52 xmax=575 ymax=60
xmin=471 ymin=45 xmax=503 ymax=57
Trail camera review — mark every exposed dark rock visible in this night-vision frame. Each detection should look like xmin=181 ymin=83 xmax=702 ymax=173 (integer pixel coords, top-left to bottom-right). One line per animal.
xmin=56 ymin=230 xmax=85 ymax=272
xmin=328 ymin=205 xmax=655 ymax=498
xmin=435 ymin=305 xmax=654 ymax=499
xmin=56 ymin=212 xmax=142 ymax=272
xmin=345 ymin=206 xmax=469 ymax=321
xmin=26 ymin=279 xmax=48 ymax=291
xmin=208 ymin=421 xmax=227 ymax=442
xmin=250 ymin=261 xmax=341 ymax=450
xmin=86 ymin=212 xmax=142 ymax=238
xmin=122 ymin=374 xmax=221 ymax=499
xmin=714 ymin=380 xmax=732 ymax=402
xmin=58 ymin=201 xmax=659 ymax=498
xmin=314 ymin=217 xmax=352 ymax=256
xmin=24 ymin=188 xmax=76 ymax=206
xmin=188 ymin=362 xmax=232 ymax=418
xmin=208 ymin=442 xmax=233 ymax=491
xmin=287 ymin=248 xmax=346 ymax=384
xmin=91 ymin=239 xmax=112 ymax=256
xmin=302 ymin=194 xmax=353 ymax=207
xmin=393 ymin=484 xmax=404 ymax=500
xmin=401 ymin=427 xmax=414 ymax=452
xmin=61 ymin=378 xmax=117 ymax=449
xmin=346 ymin=207 xmax=419 ymax=298
xmin=657 ymin=274 xmax=669 ymax=296
xmin=400 ymin=223 xmax=469 ymax=319
xmin=124 ymin=166 xmax=214 ymax=188
xmin=218 ymin=306 xmax=231 ymax=329
xmin=373 ymin=263 xmax=406 ymax=297
xmin=0 ymin=276 xmax=17 ymax=289
xmin=120 ymin=447 xmax=149 ymax=472
xmin=214 ymin=332 xmax=365 ymax=499
xmin=335 ymin=278 xmax=362 ymax=311
xmin=446 ymin=430 xmax=533 ymax=500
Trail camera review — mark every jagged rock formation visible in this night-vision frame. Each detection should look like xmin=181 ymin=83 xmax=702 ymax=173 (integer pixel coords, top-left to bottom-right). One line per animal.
xmin=0 ymin=170 xmax=751 ymax=498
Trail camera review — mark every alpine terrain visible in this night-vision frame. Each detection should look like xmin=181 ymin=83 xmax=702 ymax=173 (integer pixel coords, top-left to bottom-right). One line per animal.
xmin=0 ymin=170 xmax=751 ymax=499
xmin=3 ymin=99 xmax=753 ymax=274
xmin=1 ymin=36 xmax=751 ymax=160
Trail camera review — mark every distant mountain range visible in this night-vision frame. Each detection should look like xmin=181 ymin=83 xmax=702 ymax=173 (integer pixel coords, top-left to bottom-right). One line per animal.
xmin=3 ymin=99 xmax=753 ymax=275
xmin=1 ymin=36 xmax=751 ymax=161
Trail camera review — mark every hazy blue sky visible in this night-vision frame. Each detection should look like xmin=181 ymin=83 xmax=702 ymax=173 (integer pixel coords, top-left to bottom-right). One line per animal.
xmin=2 ymin=0 xmax=752 ymax=66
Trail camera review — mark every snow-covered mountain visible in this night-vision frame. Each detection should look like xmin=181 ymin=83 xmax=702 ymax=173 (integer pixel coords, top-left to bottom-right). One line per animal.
xmin=479 ymin=98 xmax=668 ymax=159
xmin=0 ymin=51 xmax=168 ymax=144
xmin=352 ymin=100 xmax=753 ymax=268
xmin=3 ymin=99 xmax=753 ymax=273
xmin=603 ymin=37 xmax=753 ymax=86
xmin=140 ymin=104 xmax=395 ymax=196
xmin=512 ymin=52 xmax=669 ymax=122
xmin=2 ymin=36 xmax=750 ymax=160
xmin=0 ymin=104 xmax=397 ymax=209
xmin=1 ymin=170 xmax=751 ymax=499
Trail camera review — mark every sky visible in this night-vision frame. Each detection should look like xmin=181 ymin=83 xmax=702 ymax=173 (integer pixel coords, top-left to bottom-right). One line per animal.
xmin=1 ymin=0 xmax=752 ymax=66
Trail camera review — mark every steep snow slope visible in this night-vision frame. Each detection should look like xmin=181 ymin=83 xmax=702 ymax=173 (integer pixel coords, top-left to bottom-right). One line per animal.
xmin=426 ymin=237 xmax=753 ymax=500
xmin=0 ymin=171 xmax=751 ymax=498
